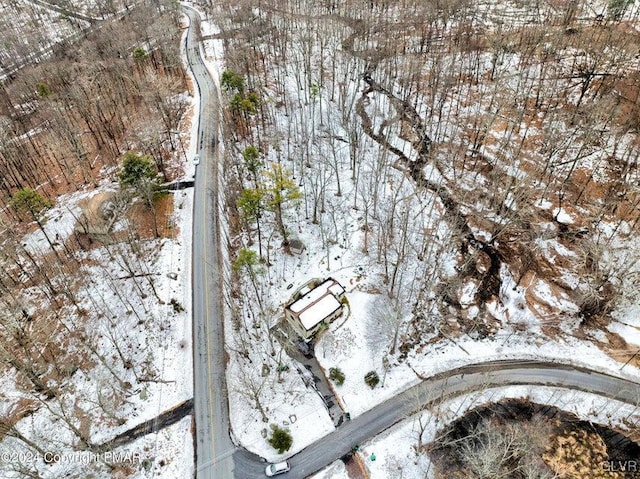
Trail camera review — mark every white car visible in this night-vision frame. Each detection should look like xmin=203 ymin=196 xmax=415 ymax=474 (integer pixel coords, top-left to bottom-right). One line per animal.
xmin=193 ymin=154 xmax=200 ymax=165
xmin=265 ymin=461 xmax=290 ymax=476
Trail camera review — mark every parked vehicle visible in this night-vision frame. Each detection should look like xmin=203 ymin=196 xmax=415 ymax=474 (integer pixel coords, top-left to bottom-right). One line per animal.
xmin=193 ymin=154 xmax=200 ymax=165
xmin=265 ymin=461 xmax=290 ymax=476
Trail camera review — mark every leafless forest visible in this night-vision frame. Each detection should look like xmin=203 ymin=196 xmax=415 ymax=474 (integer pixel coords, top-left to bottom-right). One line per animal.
xmin=211 ymin=0 xmax=640 ymax=360
xmin=1 ymin=0 xmax=640 ymax=476
xmin=0 ymin=1 xmax=190 ymax=477
xmin=429 ymin=398 xmax=639 ymax=478
xmin=208 ymin=0 xmax=640 ymax=473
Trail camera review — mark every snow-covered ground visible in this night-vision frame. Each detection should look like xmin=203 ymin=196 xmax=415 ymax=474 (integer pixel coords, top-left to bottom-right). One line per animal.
xmin=2 ymin=173 xmax=195 ymax=479
xmin=360 ymin=385 xmax=640 ymax=479
xmin=310 ymin=460 xmax=351 ymax=479
xmin=200 ymin=0 xmax=640 ymax=473
xmin=0 ymin=29 xmax=198 ymax=479
xmin=0 ymin=187 xmax=195 ymax=479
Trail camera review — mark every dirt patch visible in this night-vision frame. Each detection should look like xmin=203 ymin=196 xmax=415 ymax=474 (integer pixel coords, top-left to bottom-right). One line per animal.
xmin=128 ymin=194 xmax=177 ymax=240
xmin=600 ymin=330 xmax=640 ymax=370
xmin=344 ymin=452 xmax=369 ymax=479
xmin=76 ymin=191 xmax=118 ymax=235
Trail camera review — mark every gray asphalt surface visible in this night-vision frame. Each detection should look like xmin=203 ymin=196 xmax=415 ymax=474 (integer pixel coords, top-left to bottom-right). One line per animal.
xmin=233 ymin=360 xmax=640 ymax=479
xmin=181 ymin=8 xmax=640 ymax=479
xmin=183 ymin=6 xmax=235 ymax=479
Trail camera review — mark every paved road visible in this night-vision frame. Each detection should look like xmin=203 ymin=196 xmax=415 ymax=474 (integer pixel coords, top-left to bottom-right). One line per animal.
xmin=180 ymin=9 xmax=640 ymax=479
xmin=232 ymin=359 xmax=640 ymax=479
xmin=183 ymin=6 xmax=235 ymax=479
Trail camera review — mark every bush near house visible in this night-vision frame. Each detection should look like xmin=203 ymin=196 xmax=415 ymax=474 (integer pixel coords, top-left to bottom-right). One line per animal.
xmin=268 ymin=424 xmax=293 ymax=454
xmin=329 ymin=367 xmax=345 ymax=386
xmin=364 ymin=370 xmax=379 ymax=389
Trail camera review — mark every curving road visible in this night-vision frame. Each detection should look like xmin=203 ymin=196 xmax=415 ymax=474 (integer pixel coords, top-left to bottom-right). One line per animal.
xmin=232 ymin=360 xmax=640 ymax=479
xmin=183 ymin=5 xmax=235 ymax=479
xmin=180 ymin=8 xmax=640 ymax=479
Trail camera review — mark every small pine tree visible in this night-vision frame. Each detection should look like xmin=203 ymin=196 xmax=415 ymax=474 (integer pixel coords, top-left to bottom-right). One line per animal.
xmin=242 ymin=145 xmax=263 ymax=181
xmin=230 ymin=92 xmax=260 ymax=115
xmin=233 ymin=248 xmax=263 ymax=306
xmin=237 ymin=188 xmax=265 ymax=257
xmin=118 ymin=152 xmax=158 ymax=190
xmin=221 ymin=70 xmax=245 ymax=93
xmin=364 ymin=371 xmax=379 ymax=389
xmin=132 ymin=47 xmax=149 ymax=60
xmin=237 ymin=188 xmax=263 ymax=223
xmin=268 ymin=425 xmax=293 ymax=454
xmin=263 ymin=163 xmax=302 ymax=245
xmin=10 ymin=188 xmax=54 ymax=224
xmin=36 ymin=82 xmax=52 ymax=97
xmin=232 ymin=248 xmax=259 ymax=272
xmin=329 ymin=367 xmax=345 ymax=386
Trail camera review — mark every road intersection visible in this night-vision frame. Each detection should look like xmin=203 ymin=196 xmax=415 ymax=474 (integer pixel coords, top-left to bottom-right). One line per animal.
xmin=183 ymin=5 xmax=235 ymax=479
xmin=182 ymin=6 xmax=640 ymax=479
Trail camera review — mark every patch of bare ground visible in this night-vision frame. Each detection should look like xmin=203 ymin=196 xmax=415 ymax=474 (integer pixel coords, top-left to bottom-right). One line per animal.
xmin=600 ymin=330 xmax=640 ymax=370
xmin=344 ymin=452 xmax=369 ymax=479
xmin=128 ymin=194 xmax=177 ymax=240
xmin=74 ymin=192 xmax=178 ymax=250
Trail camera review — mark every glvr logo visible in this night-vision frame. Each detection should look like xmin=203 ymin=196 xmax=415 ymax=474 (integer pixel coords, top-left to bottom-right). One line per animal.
xmin=602 ymin=460 xmax=638 ymax=472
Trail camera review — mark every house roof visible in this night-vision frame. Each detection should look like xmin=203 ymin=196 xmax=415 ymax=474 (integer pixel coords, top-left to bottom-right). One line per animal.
xmin=289 ymin=279 xmax=337 ymax=313
xmin=287 ymin=278 xmax=345 ymax=331
xmin=299 ymin=295 xmax=342 ymax=331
